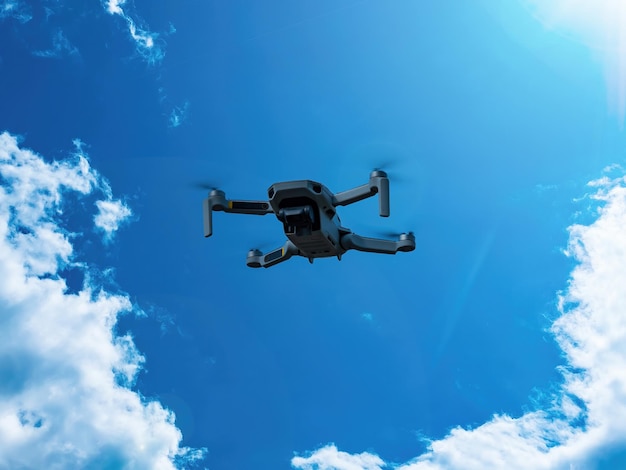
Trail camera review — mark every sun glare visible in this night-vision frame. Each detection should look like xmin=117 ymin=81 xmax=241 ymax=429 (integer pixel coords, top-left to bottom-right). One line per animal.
xmin=524 ymin=0 xmax=626 ymax=118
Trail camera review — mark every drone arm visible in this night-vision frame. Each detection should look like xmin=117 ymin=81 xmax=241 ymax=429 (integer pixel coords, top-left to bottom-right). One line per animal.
xmin=204 ymin=190 xmax=273 ymax=237
xmin=333 ymin=171 xmax=390 ymax=217
xmin=333 ymin=182 xmax=374 ymax=205
xmin=341 ymin=232 xmax=415 ymax=254
xmin=246 ymin=240 xmax=300 ymax=268
xmin=220 ymin=200 xmax=271 ymax=214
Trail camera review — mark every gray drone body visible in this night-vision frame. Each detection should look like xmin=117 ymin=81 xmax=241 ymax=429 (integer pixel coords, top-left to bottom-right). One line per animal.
xmin=203 ymin=170 xmax=415 ymax=268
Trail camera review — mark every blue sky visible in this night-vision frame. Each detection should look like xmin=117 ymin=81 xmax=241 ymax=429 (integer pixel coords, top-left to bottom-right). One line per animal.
xmin=2 ymin=1 xmax=626 ymax=469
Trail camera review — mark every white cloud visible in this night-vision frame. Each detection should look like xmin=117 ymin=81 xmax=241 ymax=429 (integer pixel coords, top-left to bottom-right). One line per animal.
xmin=292 ymin=444 xmax=387 ymax=470
xmin=101 ymin=0 xmax=165 ymax=64
xmin=105 ymin=0 xmax=124 ymax=15
xmin=292 ymin=171 xmax=626 ymax=468
xmin=94 ymin=199 xmax=132 ymax=241
xmin=0 ymin=131 xmax=206 ymax=468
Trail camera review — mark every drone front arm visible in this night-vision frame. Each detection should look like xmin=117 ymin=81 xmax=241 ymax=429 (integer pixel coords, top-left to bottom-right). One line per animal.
xmin=204 ymin=190 xmax=273 ymax=237
xmin=246 ymin=240 xmax=300 ymax=268
xmin=341 ymin=232 xmax=415 ymax=254
xmin=333 ymin=182 xmax=373 ymax=205
xmin=332 ymin=170 xmax=390 ymax=217
xmin=223 ymin=200 xmax=274 ymax=215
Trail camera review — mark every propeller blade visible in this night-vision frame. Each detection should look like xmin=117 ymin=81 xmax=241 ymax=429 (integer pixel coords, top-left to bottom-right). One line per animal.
xmin=372 ymin=157 xmax=400 ymax=173
xmin=371 ymin=165 xmax=408 ymax=183
xmin=190 ymin=181 xmax=221 ymax=191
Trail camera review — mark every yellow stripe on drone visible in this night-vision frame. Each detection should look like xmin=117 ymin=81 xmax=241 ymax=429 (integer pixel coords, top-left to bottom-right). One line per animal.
xmin=228 ymin=201 xmax=233 ymax=209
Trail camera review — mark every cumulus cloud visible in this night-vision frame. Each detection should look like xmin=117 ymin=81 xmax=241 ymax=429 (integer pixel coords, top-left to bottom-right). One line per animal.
xmin=523 ymin=0 xmax=626 ymax=119
xmin=0 ymin=131 xmax=205 ymax=468
xmin=292 ymin=444 xmax=387 ymax=470
xmin=94 ymin=199 xmax=132 ymax=241
xmin=292 ymin=170 xmax=626 ymax=469
xmin=102 ymin=0 xmax=165 ymax=64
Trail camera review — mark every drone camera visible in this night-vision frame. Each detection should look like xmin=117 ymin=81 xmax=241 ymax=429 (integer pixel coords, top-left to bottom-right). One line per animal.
xmin=277 ymin=205 xmax=316 ymax=228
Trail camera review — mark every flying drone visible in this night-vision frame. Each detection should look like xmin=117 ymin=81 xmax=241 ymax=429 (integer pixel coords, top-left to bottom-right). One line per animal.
xmin=203 ymin=170 xmax=415 ymax=268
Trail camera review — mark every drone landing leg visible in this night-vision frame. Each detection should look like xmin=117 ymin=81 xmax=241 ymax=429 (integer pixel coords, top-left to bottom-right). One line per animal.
xmin=246 ymin=240 xmax=300 ymax=268
xmin=341 ymin=232 xmax=415 ymax=255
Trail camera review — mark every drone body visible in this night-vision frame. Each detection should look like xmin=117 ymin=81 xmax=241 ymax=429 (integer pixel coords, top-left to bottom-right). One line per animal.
xmin=203 ymin=170 xmax=415 ymax=268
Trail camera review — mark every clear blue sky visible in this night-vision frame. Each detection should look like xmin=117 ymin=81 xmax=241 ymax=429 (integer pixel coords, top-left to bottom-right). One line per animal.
xmin=2 ymin=1 xmax=626 ymax=469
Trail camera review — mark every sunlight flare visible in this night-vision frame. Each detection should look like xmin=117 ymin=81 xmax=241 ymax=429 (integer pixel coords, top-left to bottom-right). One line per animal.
xmin=524 ymin=0 xmax=626 ymax=118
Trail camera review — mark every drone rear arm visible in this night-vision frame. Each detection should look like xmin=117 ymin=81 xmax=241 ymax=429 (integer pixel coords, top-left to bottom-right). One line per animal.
xmin=333 ymin=170 xmax=390 ymax=217
xmin=341 ymin=232 xmax=415 ymax=254
xmin=246 ymin=241 xmax=299 ymax=268
xmin=204 ymin=190 xmax=273 ymax=237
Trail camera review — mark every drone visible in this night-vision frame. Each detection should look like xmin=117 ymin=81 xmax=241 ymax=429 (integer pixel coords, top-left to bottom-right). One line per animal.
xmin=203 ymin=170 xmax=415 ymax=268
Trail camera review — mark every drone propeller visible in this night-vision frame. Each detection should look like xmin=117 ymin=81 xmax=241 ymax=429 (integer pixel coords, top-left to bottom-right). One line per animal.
xmin=190 ymin=181 xmax=222 ymax=191
xmin=371 ymin=162 xmax=408 ymax=184
xmin=372 ymin=157 xmax=399 ymax=172
xmin=248 ymin=244 xmax=270 ymax=252
xmin=347 ymin=140 xmax=407 ymax=178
